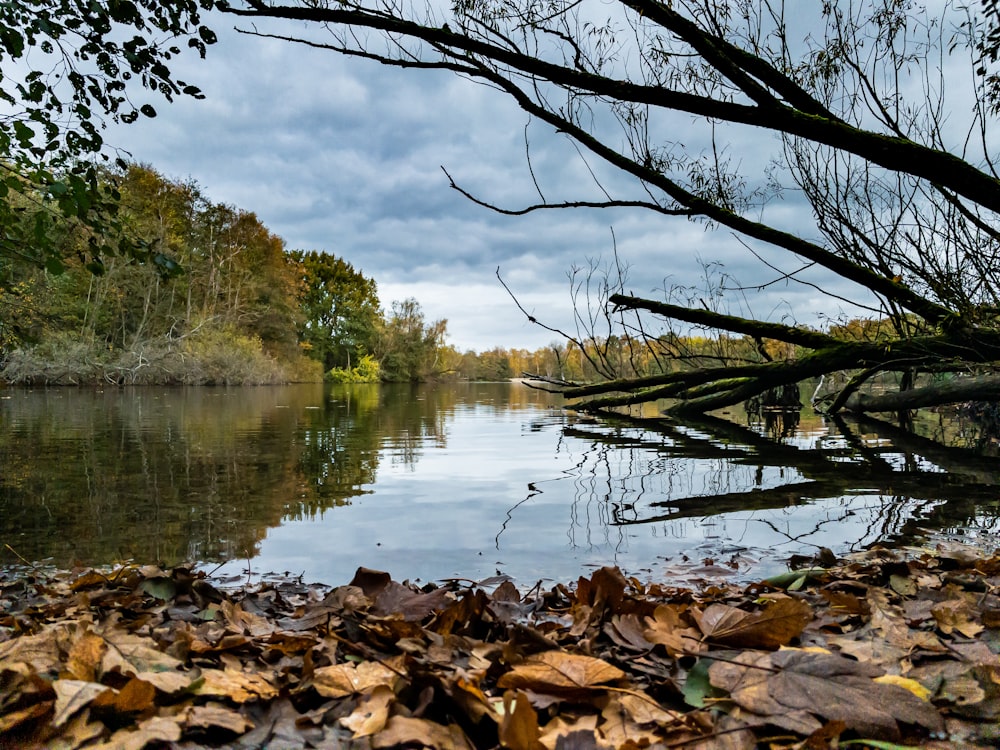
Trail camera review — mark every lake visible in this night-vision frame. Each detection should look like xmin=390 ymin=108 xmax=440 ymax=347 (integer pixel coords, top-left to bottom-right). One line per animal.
xmin=1 ymin=382 xmax=998 ymax=587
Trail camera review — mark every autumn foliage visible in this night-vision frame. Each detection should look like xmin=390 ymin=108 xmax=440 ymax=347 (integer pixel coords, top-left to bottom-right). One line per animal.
xmin=1 ymin=544 xmax=999 ymax=748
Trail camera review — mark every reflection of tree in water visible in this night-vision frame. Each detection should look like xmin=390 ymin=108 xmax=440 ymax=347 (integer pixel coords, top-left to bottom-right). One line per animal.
xmin=553 ymin=410 xmax=1000 ymax=562
xmin=0 ymin=383 xmax=465 ymax=568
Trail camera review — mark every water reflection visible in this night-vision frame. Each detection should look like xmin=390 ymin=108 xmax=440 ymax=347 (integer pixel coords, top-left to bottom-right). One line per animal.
xmin=0 ymin=383 xmax=997 ymax=584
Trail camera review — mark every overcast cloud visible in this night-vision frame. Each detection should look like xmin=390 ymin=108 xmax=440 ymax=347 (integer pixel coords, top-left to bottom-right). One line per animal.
xmin=103 ymin=14 xmax=867 ymax=352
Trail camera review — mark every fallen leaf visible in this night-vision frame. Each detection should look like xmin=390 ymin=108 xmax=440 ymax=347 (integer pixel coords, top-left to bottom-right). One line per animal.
xmin=51 ymin=679 xmax=105 ymax=727
xmin=497 ymin=650 xmax=625 ymax=694
xmin=66 ymin=630 xmax=106 ymax=682
xmin=373 ymin=715 xmax=473 ymax=750
xmin=695 ymin=597 xmax=812 ymax=649
xmin=339 ymin=684 xmax=394 ymax=737
xmin=183 ymin=703 xmax=254 ymax=734
xmin=931 ymin=599 xmax=984 ymax=638
xmin=313 ymin=659 xmax=400 ymax=698
xmin=874 ymin=674 xmax=932 ymax=701
xmin=194 ymin=667 xmax=278 ymax=702
xmin=499 ymin=690 xmax=543 ymax=750
xmin=87 ymin=715 xmax=182 ymax=750
xmin=644 ymin=604 xmax=704 ymax=656
xmin=709 ymin=649 xmax=943 ymax=740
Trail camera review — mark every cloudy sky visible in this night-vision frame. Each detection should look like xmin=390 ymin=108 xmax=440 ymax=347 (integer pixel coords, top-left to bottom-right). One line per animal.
xmin=102 ymin=9 xmax=862 ymax=353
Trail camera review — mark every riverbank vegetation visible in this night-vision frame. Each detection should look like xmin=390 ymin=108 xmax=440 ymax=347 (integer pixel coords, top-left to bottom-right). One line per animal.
xmin=1 ymin=545 xmax=998 ymax=748
xmin=0 ymin=165 xmax=468 ymax=386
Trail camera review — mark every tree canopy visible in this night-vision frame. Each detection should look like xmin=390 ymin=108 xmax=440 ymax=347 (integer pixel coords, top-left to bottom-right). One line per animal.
xmin=0 ymin=0 xmax=216 ymax=276
xmin=221 ymin=0 xmax=1000 ymax=417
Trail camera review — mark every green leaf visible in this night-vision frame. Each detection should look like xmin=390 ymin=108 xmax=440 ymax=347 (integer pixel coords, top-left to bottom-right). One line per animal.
xmin=682 ymin=658 xmax=716 ymax=708
xmin=140 ymin=577 xmax=177 ymax=600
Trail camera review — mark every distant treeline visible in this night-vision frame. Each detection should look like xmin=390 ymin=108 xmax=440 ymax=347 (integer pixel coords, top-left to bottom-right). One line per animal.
xmin=0 ymin=164 xmax=888 ymax=387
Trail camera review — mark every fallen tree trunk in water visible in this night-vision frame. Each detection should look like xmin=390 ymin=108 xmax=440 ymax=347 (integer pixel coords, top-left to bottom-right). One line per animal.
xmin=530 ymin=293 xmax=1000 ymax=419
xmin=844 ymin=374 xmax=1000 ymax=413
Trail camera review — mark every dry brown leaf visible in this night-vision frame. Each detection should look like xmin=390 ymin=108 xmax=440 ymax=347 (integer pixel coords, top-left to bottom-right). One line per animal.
xmin=598 ymin=697 xmax=669 ymax=747
xmin=51 ymin=679 xmax=106 ymax=728
xmin=221 ymin=600 xmax=275 ymax=638
xmin=372 ymin=715 xmax=473 ymax=750
xmin=695 ymin=597 xmax=812 ymax=649
xmin=497 ymin=650 xmax=625 ymax=694
xmin=91 ymin=676 xmax=157 ymax=717
xmin=195 ymin=667 xmax=278 ymax=702
xmin=644 ymin=604 xmax=704 ymax=656
xmin=339 ymin=684 xmax=394 ymax=738
xmin=87 ymin=715 xmax=182 ymax=750
xmin=66 ymin=630 xmax=106 ymax=682
xmin=0 ymin=628 xmax=62 ymax=674
xmin=313 ymin=659 xmax=400 ymax=698
xmin=615 ymin=691 xmax=683 ymax=725
xmin=709 ymin=649 xmax=943 ymax=740
xmin=499 ymin=690 xmax=544 ymax=750
xmin=183 ymin=703 xmax=254 ymax=734
xmin=133 ymin=669 xmax=197 ymax=695
xmin=931 ymin=599 xmax=984 ymax=638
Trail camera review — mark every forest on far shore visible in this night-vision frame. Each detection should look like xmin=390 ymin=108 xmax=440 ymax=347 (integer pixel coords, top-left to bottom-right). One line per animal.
xmin=0 ymin=164 xmax=577 ymax=386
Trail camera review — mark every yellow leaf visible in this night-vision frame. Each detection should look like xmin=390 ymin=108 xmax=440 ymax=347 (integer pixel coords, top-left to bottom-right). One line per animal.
xmin=874 ymin=674 xmax=932 ymax=701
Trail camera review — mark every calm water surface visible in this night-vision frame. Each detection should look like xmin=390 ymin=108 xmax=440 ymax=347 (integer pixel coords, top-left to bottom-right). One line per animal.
xmin=1 ymin=383 xmax=998 ymax=586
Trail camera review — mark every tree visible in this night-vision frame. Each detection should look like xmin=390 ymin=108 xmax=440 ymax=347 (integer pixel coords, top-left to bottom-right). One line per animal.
xmin=0 ymin=0 xmax=216 ymax=278
xmin=377 ymin=298 xmax=448 ymax=382
xmin=291 ymin=250 xmax=380 ymax=372
xmin=223 ymin=0 xmax=1000 ymax=417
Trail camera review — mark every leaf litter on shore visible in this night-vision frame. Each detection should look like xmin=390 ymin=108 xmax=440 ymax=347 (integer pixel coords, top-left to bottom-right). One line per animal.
xmin=1 ymin=543 xmax=999 ymax=749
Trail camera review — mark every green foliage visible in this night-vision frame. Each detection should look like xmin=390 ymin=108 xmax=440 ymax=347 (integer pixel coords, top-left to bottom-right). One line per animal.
xmin=0 ymin=0 xmax=216 ymax=277
xmin=291 ymin=250 xmax=381 ymax=371
xmin=327 ymin=354 xmax=381 ymax=384
xmin=376 ymin=298 xmax=449 ymax=382
xmin=0 ymin=165 xmax=317 ymax=384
